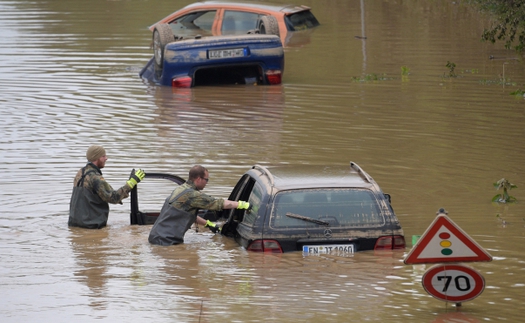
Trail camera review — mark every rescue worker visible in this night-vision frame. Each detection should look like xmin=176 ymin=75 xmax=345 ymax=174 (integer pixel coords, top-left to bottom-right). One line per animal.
xmin=148 ymin=165 xmax=250 ymax=246
xmin=68 ymin=145 xmax=145 ymax=229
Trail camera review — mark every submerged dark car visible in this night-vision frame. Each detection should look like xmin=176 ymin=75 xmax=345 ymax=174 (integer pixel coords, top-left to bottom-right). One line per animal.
xmin=218 ymin=163 xmax=405 ymax=253
xmin=130 ymin=163 xmax=405 ymax=254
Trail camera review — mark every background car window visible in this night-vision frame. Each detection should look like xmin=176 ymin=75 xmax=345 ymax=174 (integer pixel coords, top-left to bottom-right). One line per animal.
xmin=222 ymin=11 xmax=262 ymax=34
xmin=169 ymin=10 xmax=217 ymax=34
xmin=284 ymin=10 xmax=320 ymax=31
xmin=241 ymin=183 xmax=263 ymax=226
xmin=270 ymin=189 xmax=385 ymax=228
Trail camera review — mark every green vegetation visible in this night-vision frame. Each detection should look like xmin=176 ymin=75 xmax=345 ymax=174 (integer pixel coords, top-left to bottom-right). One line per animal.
xmin=479 ymin=78 xmax=518 ymax=86
xmin=468 ymin=0 xmax=525 ymax=53
xmin=350 ymin=73 xmax=391 ymax=82
xmin=442 ymin=61 xmax=458 ymax=79
xmin=492 ymin=178 xmax=518 ymax=203
xmin=350 ymin=62 xmax=521 ymax=95
xmin=401 ymin=66 xmax=410 ymax=82
xmin=349 ymin=67 xmax=411 ymax=83
xmin=478 ymin=61 xmax=519 ymax=86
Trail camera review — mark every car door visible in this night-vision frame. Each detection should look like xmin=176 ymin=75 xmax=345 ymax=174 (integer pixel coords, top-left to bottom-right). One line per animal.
xmin=219 ymin=10 xmax=264 ymax=35
xmin=129 ymin=172 xmax=185 ymax=225
xmin=220 ymin=174 xmax=267 ymax=244
xmin=167 ymin=10 xmax=218 ymax=38
xmin=219 ymin=174 xmax=251 ymax=237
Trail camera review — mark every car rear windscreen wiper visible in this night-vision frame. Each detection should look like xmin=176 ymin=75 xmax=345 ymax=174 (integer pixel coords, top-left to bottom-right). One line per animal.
xmin=286 ymin=212 xmax=329 ymax=226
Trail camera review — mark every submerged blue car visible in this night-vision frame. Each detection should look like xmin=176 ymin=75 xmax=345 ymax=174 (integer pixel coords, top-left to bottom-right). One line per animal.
xmin=139 ymin=24 xmax=285 ymax=88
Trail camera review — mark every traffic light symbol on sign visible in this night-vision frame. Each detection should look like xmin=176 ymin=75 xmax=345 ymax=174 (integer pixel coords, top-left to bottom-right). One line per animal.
xmin=439 ymin=232 xmax=453 ymax=256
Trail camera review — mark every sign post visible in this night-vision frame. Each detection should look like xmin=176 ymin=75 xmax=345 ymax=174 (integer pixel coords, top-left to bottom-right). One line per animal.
xmin=404 ymin=209 xmax=492 ymax=305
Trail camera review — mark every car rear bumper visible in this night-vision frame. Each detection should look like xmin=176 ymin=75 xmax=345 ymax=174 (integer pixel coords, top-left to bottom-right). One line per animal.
xmin=140 ymin=34 xmax=284 ymax=87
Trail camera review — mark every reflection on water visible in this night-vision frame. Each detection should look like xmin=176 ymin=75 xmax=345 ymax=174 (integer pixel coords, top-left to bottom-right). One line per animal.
xmin=70 ymin=228 xmax=112 ymax=310
xmin=149 ymin=85 xmax=286 ymax=166
xmin=1 ymin=0 xmax=525 ymax=322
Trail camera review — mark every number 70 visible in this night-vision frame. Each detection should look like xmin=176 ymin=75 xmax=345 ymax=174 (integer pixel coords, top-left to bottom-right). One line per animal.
xmin=437 ymin=275 xmax=471 ymax=292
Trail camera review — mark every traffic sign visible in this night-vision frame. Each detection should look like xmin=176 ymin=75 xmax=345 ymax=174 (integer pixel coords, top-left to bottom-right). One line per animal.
xmin=404 ymin=214 xmax=492 ymax=264
xmin=422 ymin=264 xmax=485 ymax=303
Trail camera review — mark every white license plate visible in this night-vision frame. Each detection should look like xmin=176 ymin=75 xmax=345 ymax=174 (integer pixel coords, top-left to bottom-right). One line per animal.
xmin=303 ymin=244 xmax=355 ymax=254
xmin=208 ymin=48 xmax=245 ymax=59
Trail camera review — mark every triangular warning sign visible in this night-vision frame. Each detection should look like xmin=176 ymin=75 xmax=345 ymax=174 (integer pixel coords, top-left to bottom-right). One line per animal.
xmin=404 ymin=214 xmax=492 ymax=264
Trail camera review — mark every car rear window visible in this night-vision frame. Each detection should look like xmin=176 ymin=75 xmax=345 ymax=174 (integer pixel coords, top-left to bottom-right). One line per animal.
xmin=284 ymin=10 xmax=319 ymax=31
xmin=270 ymin=189 xmax=385 ymax=228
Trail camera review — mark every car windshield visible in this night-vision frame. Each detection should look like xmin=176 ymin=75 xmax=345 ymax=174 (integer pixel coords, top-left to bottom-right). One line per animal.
xmin=284 ymin=10 xmax=319 ymax=31
xmin=270 ymin=189 xmax=385 ymax=228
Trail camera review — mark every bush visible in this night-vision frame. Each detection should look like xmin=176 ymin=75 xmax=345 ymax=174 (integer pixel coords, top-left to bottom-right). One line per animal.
xmin=469 ymin=0 xmax=525 ymax=52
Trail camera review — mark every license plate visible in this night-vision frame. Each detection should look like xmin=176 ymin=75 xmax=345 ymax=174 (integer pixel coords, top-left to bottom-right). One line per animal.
xmin=208 ymin=48 xmax=245 ymax=59
xmin=303 ymin=244 xmax=355 ymax=254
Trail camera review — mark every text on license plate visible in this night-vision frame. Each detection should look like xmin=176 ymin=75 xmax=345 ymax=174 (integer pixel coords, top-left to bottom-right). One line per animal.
xmin=303 ymin=244 xmax=355 ymax=254
xmin=208 ymin=48 xmax=246 ymax=59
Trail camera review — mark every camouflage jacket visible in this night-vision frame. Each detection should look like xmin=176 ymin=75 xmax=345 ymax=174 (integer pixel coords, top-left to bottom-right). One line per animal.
xmin=167 ymin=181 xmax=224 ymax=215
xmin=73 ymin=163 xmax=131 ymax=204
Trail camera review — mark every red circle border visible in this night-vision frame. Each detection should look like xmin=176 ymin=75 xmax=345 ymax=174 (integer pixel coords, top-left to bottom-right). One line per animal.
xmin=422 ymin=264 xmax=485 ymax=302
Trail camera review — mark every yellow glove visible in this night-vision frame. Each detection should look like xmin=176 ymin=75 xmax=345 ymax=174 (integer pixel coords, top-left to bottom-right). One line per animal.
xmin=205 ymin=219 xmax=220 ymax=233
xmin=237 ymin=200 xmax=250 ymax=209
xmin=126 ymin=169 xmax=145 ymax=189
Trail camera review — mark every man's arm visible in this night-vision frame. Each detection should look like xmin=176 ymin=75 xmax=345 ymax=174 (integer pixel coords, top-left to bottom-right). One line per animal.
xmin=222 ymin=200 xmax=242 ymax=209
xmin=93 ymin=176 xmax=130 ymax=204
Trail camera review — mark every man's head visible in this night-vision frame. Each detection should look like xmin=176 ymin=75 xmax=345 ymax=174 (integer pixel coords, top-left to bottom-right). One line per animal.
xmin=86 ymin=145 xmax=107 ymax=168
xmin=189 ymin=165 xmax=209 ymax=190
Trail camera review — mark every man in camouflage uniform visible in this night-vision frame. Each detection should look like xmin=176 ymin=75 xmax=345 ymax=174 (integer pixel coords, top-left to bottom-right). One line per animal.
xmin=68 ymin=145 xmax=145 ymax=229
xmin=148 ymin=165 xmax=250 ymax=245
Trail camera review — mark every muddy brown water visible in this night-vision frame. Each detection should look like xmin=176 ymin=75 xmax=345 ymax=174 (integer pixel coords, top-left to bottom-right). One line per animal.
xmin=1 ymin=0 xmax=524 ymax=322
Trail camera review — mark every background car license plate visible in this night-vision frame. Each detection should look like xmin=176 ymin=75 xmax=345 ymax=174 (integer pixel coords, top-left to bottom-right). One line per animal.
xmin=208 ymin=48 xmax=245 ymax=59
xmin=303 ymin=244 xmax=355 ymax=254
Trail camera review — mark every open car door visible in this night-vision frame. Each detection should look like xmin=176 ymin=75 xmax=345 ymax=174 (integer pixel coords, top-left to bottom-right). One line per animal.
xmin=129 ymin=171 xmax=185 ymax=225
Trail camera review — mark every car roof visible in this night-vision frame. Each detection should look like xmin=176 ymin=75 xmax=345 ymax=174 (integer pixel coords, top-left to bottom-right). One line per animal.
xmin=249 ymin=163 xmax=379 ymax=191
xmin=183 ymin=1 xmax=312 ymax=14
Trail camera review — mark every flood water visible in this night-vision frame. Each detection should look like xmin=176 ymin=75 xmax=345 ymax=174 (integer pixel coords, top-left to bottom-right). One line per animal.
xmin=1 ymin=0 xmax=525 ymax=322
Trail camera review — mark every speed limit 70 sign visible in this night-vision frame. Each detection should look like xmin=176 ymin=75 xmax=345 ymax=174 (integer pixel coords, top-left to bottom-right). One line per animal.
xmin=422 ymin=264 xmax=485 ymax=302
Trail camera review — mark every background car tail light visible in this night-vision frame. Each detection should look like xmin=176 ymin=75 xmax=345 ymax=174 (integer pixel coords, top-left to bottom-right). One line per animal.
xmin=265 ymin=70 xmax=281 ymax=85
xmin=247 ymin=239 xmax=283 ymax=253
xmin=374 ymin=235 xmax=406 ymax=250
xmin=172 ymin=76 xmax=192 ymax=88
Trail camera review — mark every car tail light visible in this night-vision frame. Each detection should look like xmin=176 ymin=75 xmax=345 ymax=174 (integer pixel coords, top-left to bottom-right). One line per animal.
xmin=265 ymin=70 xmax=282 ymax=85
xmin=374 ymin=235 xmax=406 ymax=250
xmin=247 ymin=239 xmax=283 ymax=253
xmin=172 ymin=76 xmax=192 ymax=88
